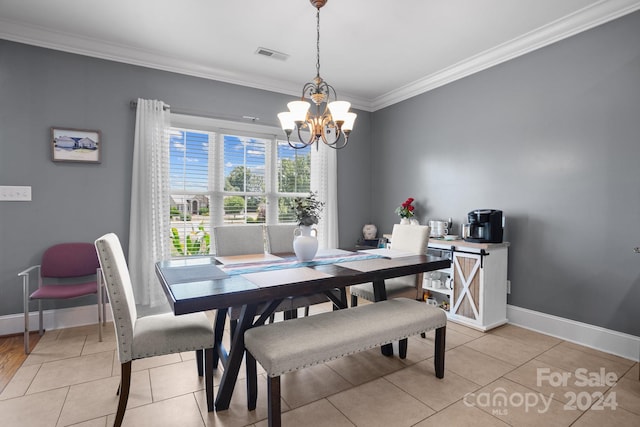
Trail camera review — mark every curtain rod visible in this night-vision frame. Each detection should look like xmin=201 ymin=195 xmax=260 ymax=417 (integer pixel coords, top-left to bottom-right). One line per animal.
xmin=129 ymin=100 xmax=170 ymax=110
xmin=128 ymin=100 xmax=278 ymax=128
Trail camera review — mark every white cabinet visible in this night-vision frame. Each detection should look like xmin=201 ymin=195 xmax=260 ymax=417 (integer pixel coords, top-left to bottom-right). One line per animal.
xmin=425 ymin=239 xmax=509 ymax=331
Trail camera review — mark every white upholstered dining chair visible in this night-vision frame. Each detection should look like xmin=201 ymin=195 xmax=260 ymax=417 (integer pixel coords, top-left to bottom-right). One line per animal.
xmin=94 ymin=233 xmax=214 ymax=427
xmin=265 ymin=223 xmax=298 ymax=254
xmin=213 ymin=224 xmax=265 ymax=256
xmin=350 ymin=224 xmax=431 ymax=306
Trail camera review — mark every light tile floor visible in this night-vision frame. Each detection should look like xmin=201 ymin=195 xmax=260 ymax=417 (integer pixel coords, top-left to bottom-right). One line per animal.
xmin=1 ymin=303 xmax=639 ymax=427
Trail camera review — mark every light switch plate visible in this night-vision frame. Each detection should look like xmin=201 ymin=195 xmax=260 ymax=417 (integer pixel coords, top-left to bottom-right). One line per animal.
xmin=0 ymin=186 xmax=32 ymax=201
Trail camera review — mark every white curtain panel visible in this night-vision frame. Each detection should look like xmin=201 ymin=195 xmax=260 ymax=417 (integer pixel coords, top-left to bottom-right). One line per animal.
xmin=311 ymin=143 xmax=339 ymax=249
xmin=129 ymin=99 xmax=171 ymax=306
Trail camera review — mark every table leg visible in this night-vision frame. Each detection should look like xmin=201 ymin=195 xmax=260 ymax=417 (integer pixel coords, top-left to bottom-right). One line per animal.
xmin=372 ymin=279 xmax=394 ymax=356
xmin=213 ymin=309 xmax=227 ymax=369
xmin=326 ymin=288 xmax=348 ymax=310
xmin=215 ymin=303 xmax=258 ymax=411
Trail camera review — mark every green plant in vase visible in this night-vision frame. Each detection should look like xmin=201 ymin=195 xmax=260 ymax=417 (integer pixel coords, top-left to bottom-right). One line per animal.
xmin=294 ymin=192 xmax=324 ymax=226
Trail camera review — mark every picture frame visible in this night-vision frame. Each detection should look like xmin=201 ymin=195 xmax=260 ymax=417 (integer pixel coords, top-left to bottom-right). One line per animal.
xmin=51 ymin=127 xmax=101 ymax=163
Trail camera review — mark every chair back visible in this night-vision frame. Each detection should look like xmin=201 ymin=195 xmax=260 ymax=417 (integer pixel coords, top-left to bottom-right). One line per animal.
xmin=213 ymin=225 xmax=265 ymax=256
xmin=391 ymin=224 xmax=430 ymax=254
xmin=41 ymin=243 xmax=100 ymax=278
xmin=265 ymin=224 xmax=297 ymax=253
xmin=94 ymin=233 xmax=138 ymax=363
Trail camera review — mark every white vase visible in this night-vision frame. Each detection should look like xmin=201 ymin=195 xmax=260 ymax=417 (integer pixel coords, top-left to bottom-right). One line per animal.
xmin=400 ymin=218 xmax=410 ymax=225
xmin=293 ymin=225 xmax=318 ymax=261
xmin=362 ymin=224 xmax=377 ymax=239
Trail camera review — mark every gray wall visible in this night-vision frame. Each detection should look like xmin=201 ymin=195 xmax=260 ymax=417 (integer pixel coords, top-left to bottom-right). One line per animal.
xmin=1 ymin=10 xmax=639 ymax=337
xmin=0 ymin=39 xmax=372 ymax=317
xmin=370 ymin=11 xmax=640 ymax=336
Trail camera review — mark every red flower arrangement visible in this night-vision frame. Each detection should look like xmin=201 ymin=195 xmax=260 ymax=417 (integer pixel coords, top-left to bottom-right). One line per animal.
xmin=395 ymin=197 xmax=415 ymax=218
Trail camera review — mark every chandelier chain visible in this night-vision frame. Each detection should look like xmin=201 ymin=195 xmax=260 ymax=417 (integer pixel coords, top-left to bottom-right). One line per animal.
xmin=316 ymin=8 xmax=321 ymax=78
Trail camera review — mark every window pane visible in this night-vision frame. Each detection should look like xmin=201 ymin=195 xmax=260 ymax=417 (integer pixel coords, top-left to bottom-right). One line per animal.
xmin=278 ymin=196 xmax=299 ymax=223
xmin=170 ymin=130 xmax=209 ymax=192
xmin=224 ymin=135 xmax=265 ymax=192
xmin=169 ymin=195 xmax=212 ymax=256
xmin=277 ymin=141 xmax=311 ymax=193
xmin=223 ymin=195 xmax=266 ymax=224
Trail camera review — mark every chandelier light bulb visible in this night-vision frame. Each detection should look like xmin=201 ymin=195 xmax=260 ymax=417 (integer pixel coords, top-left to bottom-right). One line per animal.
xmin=342 ymin=112 xmax=357 ymax=132
xmin=287 ymin=101 xmax=311 ymax=123
xmin=327 ymin=101 xmax=351 ymax=122
xmin=277 ymin=112 xmax=295 ymax=132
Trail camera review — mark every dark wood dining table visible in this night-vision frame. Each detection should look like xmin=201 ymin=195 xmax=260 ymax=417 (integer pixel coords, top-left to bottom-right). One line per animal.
xmin=155 ymin=248 xmax=450 ymax=411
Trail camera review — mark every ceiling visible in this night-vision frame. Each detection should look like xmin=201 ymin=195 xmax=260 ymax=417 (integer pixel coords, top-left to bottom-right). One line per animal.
xmin=1 ymin=0 xmax=639 ymax=111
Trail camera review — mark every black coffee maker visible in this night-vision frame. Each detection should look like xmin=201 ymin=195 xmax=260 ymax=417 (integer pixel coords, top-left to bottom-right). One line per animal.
xmin=464 ymin=209 xmax=504 ymax=243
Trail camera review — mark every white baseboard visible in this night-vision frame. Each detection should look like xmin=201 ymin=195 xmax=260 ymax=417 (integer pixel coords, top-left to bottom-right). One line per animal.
xmin=2 ymin=303 xmax=638 ymax=362
xmin=507 ymin=304 xmax=640 ymax=362
xmin=0 ymin=304 xmax=112 ymax=337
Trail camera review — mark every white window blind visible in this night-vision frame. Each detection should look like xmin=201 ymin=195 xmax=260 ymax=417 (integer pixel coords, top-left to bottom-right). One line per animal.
xmin=167 ymin=117 xmax=313 ymax=257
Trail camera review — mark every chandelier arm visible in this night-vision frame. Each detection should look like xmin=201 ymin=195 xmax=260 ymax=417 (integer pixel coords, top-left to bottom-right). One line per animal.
xmin=296 ymin=120 xmax=317 ymax=146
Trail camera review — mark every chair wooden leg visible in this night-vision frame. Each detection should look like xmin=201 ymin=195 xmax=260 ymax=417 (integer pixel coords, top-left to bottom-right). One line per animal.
xmin=205 ymin=348 xmax=214 ymax=412
xmin=115 ymin=361 xmax=132 ymax=427
xmin=267 ymin=375 xmax=281 ymax=427
xmin=434 ymin=326 xmax=446 ymax=379
xmin=196 ymin=349 xmax=204 ymax=376
xmin=350 ymin=294 xmax=358 ymax=307
xmin=246 ymin=351 xmax=258 ymax=410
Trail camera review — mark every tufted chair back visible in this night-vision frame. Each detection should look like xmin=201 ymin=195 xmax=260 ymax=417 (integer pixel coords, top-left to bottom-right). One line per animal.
xmin=390 ymin=224 xmax=430 ymax=254
xmin=213 ymin=225 xmax=266 ymax=256
xmin=265 ymin=224 xmax=297 ymax=253
xmin=94 ymin=233 xmax=138 ymax=363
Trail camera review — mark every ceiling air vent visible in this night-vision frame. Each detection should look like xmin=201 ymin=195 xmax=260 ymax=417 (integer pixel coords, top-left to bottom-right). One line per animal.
xmin=255 ymin=47 xmax=289 ymax=61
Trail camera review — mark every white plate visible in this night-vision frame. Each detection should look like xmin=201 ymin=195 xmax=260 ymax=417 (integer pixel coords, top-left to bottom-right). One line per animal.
xmin=443 ymin=235 xmax=459 ymax=241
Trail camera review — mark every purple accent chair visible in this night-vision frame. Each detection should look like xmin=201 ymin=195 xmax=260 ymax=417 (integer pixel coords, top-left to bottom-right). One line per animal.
xmin=18 ymin=242 xmax=104 ymax=354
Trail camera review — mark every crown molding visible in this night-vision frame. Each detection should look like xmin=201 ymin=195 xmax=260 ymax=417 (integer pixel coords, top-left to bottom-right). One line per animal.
xmin=1 ymin=0 xmax=639 ymax=113
xmin=371 ymin=0 xmax=640 ymax=111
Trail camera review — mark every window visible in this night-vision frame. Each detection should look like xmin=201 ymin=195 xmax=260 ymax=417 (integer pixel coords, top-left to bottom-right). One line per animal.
xmin=168 ymin=116 xmax=313 ymax=256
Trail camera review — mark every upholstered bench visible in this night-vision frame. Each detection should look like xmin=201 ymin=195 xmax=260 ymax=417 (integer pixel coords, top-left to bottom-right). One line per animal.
xmin=244 ymin=297 xmax=447 ymax=427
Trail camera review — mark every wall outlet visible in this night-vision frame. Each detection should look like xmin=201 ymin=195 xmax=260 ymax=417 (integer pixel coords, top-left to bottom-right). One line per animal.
xmin=506 ymin=280 xmax=511 ymax=294
xmin=0 ymin=185 xmax=32 ymax=201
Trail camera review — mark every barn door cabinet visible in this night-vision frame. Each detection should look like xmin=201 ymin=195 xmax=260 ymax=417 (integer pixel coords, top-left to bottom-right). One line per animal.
xmin=426 ymin=239 xmax=509 ymax=331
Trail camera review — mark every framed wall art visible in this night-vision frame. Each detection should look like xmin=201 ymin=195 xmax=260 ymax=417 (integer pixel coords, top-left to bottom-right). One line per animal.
xmin=51 ymin=127 xmax=101 ymax=163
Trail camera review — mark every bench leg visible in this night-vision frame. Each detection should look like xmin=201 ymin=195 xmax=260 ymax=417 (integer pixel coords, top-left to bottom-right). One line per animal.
xmin=267 ymin=375 xmax=281 ymax=427
xmin=246 ymin=351 xmax=258 ymax=410
xmin=434 ymin=326 xmax=446 ymax=379
xmin=399 ymin=338 xmax=408 ymax=359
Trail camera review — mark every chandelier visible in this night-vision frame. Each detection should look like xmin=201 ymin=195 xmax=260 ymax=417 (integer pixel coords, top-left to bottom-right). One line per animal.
xmin=278 ymin=0 xmax=356 ymax=149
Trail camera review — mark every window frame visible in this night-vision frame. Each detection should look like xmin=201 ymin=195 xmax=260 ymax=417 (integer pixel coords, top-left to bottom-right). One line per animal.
xmin=169 ymin=114 xmax=312 ymax=230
